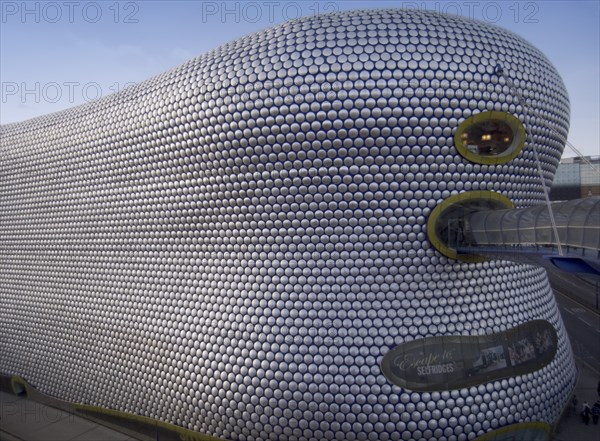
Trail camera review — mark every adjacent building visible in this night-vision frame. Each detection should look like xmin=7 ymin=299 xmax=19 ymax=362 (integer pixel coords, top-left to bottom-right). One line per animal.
xmin=551 ymin=156 xmax=600 ymax=200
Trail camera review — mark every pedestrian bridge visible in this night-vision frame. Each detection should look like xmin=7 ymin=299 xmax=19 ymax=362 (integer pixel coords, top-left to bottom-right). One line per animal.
xmin=428 ymin=193 xmax=600 ymax=277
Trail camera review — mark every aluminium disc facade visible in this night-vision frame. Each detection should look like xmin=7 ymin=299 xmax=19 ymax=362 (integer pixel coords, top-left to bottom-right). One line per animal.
xmin=0 ymin=8 xmax=574 ymax=441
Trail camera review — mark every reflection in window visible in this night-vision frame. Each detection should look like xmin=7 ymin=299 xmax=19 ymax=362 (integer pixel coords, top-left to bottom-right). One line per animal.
xmin=454 ymin=111 xmax=526 ymax=165
xmin=462 ymin=119 xmax=514 ymax=156
xmin=380 ymin=319 xmax=558 ymax=392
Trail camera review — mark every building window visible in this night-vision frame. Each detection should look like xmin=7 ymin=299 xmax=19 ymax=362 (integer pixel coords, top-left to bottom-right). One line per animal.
xmin=454 ymin=111 xmax=526 ymax=165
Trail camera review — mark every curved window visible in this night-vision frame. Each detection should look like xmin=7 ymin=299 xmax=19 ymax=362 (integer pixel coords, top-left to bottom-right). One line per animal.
xmin=380 ymin=320 xmax=558 ymax=392
xmin=426 ymin=190 xmax=514 ymax=262
xmin=454 ymin=111 xmax=526 ymax=164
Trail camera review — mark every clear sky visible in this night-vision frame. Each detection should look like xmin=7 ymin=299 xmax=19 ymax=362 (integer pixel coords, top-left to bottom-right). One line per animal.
xmin=1 ymin=0 xmax=598 ymax=158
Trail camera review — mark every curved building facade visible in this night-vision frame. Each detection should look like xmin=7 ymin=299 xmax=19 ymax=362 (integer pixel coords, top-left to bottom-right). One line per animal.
xmin=0 ymin=9 xmax=575 ymax=441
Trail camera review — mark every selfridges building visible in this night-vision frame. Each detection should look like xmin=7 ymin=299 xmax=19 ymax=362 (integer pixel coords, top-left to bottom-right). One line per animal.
xmin=0 ymin=8 xmax=575 ymax=441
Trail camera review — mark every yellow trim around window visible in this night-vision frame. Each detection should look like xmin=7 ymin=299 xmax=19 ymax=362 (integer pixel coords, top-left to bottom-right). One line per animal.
xmin=454 ymin=111 xmax=527 ymax=165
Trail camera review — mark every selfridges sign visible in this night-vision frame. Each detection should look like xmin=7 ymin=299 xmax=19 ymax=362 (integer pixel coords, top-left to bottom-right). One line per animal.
xmin=381 ymin=320 xmax=558 ymax=391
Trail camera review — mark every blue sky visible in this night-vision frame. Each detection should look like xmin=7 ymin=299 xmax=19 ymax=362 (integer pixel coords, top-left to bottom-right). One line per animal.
xmin=1 ymin=0 xmax=598 ymax=158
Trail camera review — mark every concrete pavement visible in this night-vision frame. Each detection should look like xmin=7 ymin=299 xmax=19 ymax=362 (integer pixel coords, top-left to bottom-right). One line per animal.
xmin=552 ymin=272 xmax=600 ymax=441
xmin=553 ymin=361 xmax=600 ymax=441
xmin=0 ymin=391 xmax=140 ymax=441
xmin=548 ymin=272 xmax=600 ymax=314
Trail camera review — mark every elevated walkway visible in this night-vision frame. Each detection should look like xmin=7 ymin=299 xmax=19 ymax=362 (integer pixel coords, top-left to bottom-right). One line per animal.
xmin=428 ymin=194 xmax=600 ymax=277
